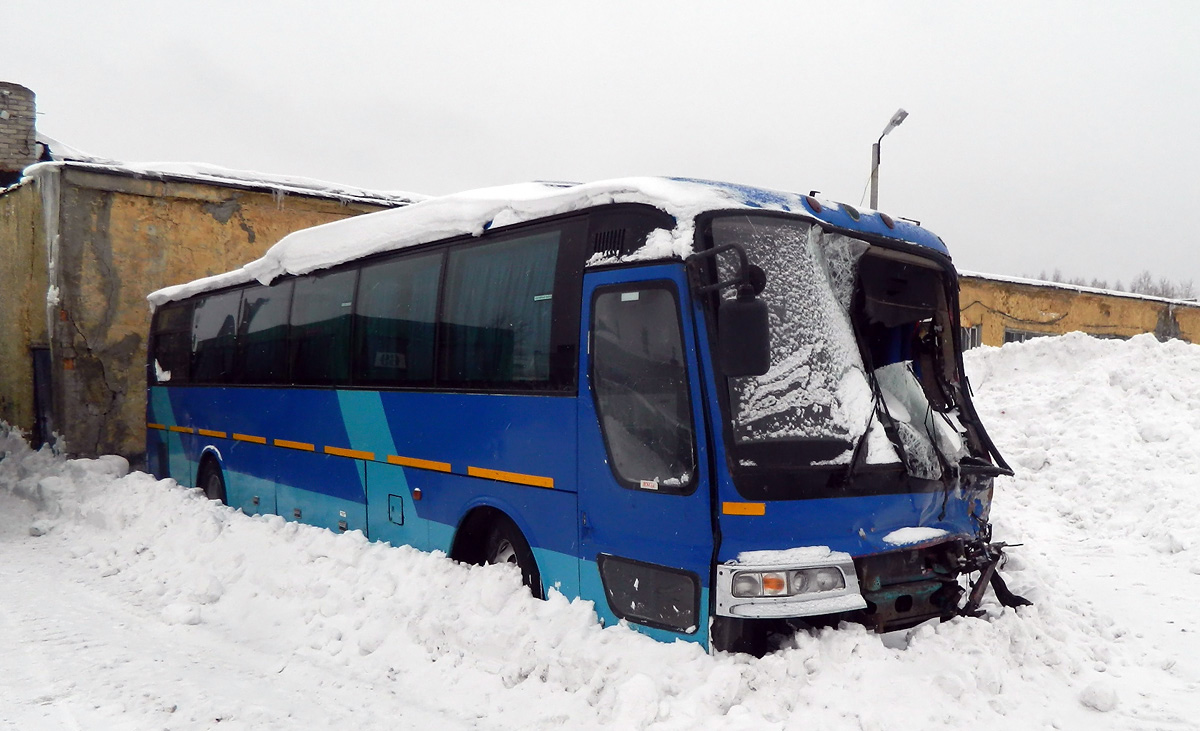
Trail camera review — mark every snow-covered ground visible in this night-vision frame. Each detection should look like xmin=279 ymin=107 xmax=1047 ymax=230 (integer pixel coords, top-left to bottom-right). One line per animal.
xmin=1 ymin=333 xmax=1197 ymax=729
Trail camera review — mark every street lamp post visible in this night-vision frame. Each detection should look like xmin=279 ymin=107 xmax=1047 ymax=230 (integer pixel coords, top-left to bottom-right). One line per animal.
xmin=869 ymin=108 xmax=909 ymax=210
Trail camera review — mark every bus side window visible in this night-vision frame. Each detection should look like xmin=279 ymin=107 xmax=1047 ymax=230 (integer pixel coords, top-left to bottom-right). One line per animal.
xmin=354 ymin=251 xmax=441 ymax=386
xmin=239 ymin=280 xmax=293 ymax=385
xmin=439 ymin=230 xmax=560 ymax=387
xmin=192 ymin=290 xmax=243 ymax=384
xmin=290 ymin=269 xmax=357 ymax=386
xmin=151 ymin=301 xmax=193 ymax=384
xmin=591 ymin=284 xmax=696 ymax=493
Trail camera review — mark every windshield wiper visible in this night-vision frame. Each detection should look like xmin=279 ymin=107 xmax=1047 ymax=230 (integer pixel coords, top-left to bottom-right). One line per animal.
xmin=957 ymin=455 xmax=1013 ymax=478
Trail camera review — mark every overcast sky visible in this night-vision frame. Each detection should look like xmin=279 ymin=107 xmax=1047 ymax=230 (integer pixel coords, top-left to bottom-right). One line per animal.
xmin=9 ymin=1 xmax=1199 ymax=286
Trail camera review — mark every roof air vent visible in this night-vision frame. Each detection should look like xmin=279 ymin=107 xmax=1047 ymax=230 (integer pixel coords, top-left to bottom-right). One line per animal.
xmin=592 ymin=229 xmax=627 ymax=258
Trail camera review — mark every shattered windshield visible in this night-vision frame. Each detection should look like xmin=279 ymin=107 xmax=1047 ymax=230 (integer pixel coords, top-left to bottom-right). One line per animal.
xmin=713 ymin=216 xmax=875 ymax=465
xmin=713 ymin=214 xmax=968 ymax=477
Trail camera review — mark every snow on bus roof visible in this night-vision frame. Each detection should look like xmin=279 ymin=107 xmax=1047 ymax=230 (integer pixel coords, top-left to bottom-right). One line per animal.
xmin=147 ymin=176 xmax=944 ymax=308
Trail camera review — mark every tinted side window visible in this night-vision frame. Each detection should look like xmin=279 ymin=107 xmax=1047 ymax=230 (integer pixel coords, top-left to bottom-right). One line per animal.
xmin=591 ymin=284 xmax=695 ymax=492
xmin=354 ymin=252 xmax=441 ymax=385
xmin=290 ymin=269 xmax=356 ymax=385
xmin=239 ymin=280 xmax=293 ymax=385
xmin=151 ymin=302 xmax=193 ymax=384
xmin=440 ymin=231 xmax=559 ymax=387
xmin=192 ymin=290 xmax=243 ymax=384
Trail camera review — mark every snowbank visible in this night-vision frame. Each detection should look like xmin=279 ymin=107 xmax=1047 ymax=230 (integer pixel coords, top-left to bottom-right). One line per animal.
xmin=968 ymin=332 xmax=1200 ymax=562
xmin=1 ymin=332 xmax=1198 ymax=727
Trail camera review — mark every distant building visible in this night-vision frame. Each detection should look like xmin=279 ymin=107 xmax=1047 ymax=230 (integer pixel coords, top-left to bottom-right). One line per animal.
xmin=0 ymin=89 xmax=417 ymax=460
xmin=958 ymin=272 xmax=1200 ymax=349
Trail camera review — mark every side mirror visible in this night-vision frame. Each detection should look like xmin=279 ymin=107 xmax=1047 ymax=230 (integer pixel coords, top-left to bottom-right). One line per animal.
xmin=685 ymin=245 xmax=772 ymax=376
xmin=719 ymin=294 xmax=770 ymax=377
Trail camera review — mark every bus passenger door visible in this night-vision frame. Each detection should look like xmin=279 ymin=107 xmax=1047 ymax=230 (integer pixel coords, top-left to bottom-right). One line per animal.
xmin=576 ymin=266 xmax=714 ymax=642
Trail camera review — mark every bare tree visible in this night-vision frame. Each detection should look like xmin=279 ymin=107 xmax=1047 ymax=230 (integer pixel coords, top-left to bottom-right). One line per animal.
xmin=1129 ymin=270 xmax=1155 ymax=295
xmin=1026 ymin=268 xmax=1191 ymax=299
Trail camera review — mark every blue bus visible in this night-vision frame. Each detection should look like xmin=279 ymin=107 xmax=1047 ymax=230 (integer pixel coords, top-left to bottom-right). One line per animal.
xmin=146 ymin=178 xmax=1019 ymax=652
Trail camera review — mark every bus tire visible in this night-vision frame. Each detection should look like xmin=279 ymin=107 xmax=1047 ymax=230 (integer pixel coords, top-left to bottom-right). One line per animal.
xmin=197 ymin=459 xmax=227 ymax=505
xmin=485 ymin=518 xmax=543 ymax=600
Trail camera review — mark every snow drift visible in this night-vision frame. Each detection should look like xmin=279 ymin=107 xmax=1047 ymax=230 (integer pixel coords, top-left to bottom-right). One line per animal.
xmin=1 ymin=332 xmax=1197 ymax=729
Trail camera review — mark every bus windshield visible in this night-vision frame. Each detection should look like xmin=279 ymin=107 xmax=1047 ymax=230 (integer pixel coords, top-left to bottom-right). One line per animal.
xmin=712 ymin=214 xmax=968 ymax=478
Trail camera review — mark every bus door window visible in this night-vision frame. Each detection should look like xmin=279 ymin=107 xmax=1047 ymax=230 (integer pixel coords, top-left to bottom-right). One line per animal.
xmin=289 ymin=269 xmax=357 ymax=385
xmin=590 ymin=284 xmax=696 ymax=493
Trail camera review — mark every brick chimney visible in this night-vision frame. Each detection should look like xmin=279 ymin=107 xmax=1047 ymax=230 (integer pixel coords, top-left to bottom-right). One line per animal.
xmin=0 ymin=82 xmax=37 ymax=184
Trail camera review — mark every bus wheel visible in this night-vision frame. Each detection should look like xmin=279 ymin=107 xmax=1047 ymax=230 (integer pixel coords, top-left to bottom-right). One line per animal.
xmin=485 ymin=519 xmax=543 ymax=600
xmin=197 ymin=460 xmax=227 ymax=504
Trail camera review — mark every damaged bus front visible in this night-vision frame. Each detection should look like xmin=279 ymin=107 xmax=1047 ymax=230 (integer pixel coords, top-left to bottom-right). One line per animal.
xmin=693 ymin=210 xmax=1022 ymax=652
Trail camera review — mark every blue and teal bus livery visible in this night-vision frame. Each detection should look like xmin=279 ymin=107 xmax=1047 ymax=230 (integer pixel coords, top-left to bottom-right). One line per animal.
xmin=147 ymin=178 xmax=1019 ymax=652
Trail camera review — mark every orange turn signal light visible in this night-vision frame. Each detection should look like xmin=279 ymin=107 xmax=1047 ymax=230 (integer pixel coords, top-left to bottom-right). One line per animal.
xmin=762 ymin=575 xmax=786 ymax=593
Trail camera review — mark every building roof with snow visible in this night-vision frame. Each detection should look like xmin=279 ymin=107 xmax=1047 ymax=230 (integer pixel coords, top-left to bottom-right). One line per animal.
xmin=959 ymin=270 xmax=1200 ymax=308
xmin=16 ymin=134 xmax=424 ymax=209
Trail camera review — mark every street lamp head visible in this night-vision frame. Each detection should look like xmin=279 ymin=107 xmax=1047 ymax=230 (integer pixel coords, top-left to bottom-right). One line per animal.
xmin=870 ymin=108 xmax=909 ymax=209
xmin=880 ymin=108 xmax=909 ymax=139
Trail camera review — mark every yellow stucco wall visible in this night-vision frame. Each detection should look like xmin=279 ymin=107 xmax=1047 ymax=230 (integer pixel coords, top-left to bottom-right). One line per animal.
xmin=0 ymin=180 xmax=47 ymax=436
xmin=1 ymin=165 xmax=397 ymax=459
xmin=959 ymin=276 xmax=1200 ymax=346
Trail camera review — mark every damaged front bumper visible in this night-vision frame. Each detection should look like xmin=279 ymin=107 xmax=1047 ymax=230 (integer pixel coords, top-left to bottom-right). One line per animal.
xmin=713 ymin=538 xmax=1028 ymax=631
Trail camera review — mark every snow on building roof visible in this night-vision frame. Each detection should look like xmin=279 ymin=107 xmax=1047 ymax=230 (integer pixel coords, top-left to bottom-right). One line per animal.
xmin=20 ymin=133 xmax=423 ymax=207
xmin=148 ymin=176 xmax=947 ymax=308
xmin=959 ymin=270 xmax=1200 ymax=308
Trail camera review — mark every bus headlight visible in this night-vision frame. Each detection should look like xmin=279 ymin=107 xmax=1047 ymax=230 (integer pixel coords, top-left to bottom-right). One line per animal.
xmin=731 ymin=572 xmax=761 ymax=597
xmin=812 ymin=567 xmax=845 ymax=591
xmin=732 ymin=567 xmax=847 ymax=598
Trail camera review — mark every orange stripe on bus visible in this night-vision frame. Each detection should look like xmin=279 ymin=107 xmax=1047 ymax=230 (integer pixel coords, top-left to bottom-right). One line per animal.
xmin=275 ymin=439 xmax=315 ymax=452
xmin=232 ymin=433 xmax=267 ymax=445
xmin=147 ymin=423 xmax=166 ymax=431
xmin=467 ymin=466 xmax=554 ymax=489
xmin=722 ymin=501 xmax=766 ymax=516
xmin=197 ymin=429 xmax=227 ymax=439
xmin=387 ymin=454 xmax=451 ymax=473
xmin=324 ymin=445 xmax=374 ymax=461
xmin=168 ymin=425 xmax=194 ymax=434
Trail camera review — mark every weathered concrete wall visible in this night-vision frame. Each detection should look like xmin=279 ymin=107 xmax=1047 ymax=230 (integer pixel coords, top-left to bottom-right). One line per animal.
xmin=960 ymin=276 xmax=1200 ymax=346
xmin=0 ymin=179 xmax=48 ymax=435
xmin=42 ymin=167 xmax=392 ymax=459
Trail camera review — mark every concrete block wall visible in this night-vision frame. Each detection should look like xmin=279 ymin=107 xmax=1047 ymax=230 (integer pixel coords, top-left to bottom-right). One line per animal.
xmin=0 ymin=82 xmax=37 ymax=172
